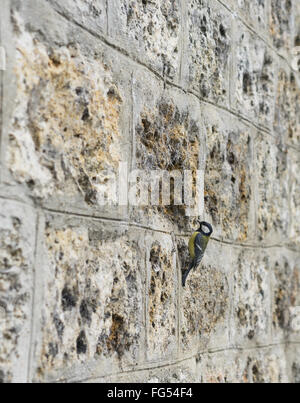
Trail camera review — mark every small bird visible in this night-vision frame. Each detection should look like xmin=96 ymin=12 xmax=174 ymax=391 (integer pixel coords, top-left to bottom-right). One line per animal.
xmin=182 ymin=221 xmax=213 ymax=287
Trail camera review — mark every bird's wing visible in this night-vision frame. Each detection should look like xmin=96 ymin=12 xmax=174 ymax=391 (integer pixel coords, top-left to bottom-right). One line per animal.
xmin=194 ymin=233 xmax=205 ymax=268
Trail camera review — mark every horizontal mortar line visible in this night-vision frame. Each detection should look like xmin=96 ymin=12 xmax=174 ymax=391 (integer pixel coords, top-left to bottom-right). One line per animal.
xmin=191 ymin=92 xmax=272 ymax=136
xmin=50 ymin=0 xmax=296 ymax=80
xmin=174 ymin=83 xmax=272 ymax=135
xmin=1 ymin=197 xmax=299 ymax=253
xmin=177 ymin=233 xmax=297 ymax=252
xmin=49 ymin=3 xmax=293 ymax=145
xmin=57 ymin=341 xmax=300 ymax=384
xmin=203 ymin=341 xmax=300 ymax=355
xmin=261 ymin=127 xmax=300 ymax=153
xmin=210 ymin=237 xmax=292 ymax=250
xmin=286 ymin=143 xmax=300 ymax=154
xmin=49 ymin=6 xmax=166 ymax=83
xmin=43 ymin=206 xmax=129 ymax=225
xmin=44 ymin=206 xmax=172 ymax=235
xmin=53 ymin=354 xmax=198 ymax=384
xmin=0 ymin=192 xmax=36 ymax=207
xmin=43 ymin=206 xmax=297 ymax=251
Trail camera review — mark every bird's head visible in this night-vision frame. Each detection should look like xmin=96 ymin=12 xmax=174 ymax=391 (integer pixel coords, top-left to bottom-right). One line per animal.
xmin=197 ymin=221 xmax=213 ymax=237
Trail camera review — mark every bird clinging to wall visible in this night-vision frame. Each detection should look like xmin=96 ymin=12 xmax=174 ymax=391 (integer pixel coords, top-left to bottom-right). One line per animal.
xmin=182 ymin=221 xmax=213 ymax=287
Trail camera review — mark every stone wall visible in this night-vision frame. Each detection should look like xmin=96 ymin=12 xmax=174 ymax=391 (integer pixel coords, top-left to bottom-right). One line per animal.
xmin=0 ymin=0 xmax=299 ymax=383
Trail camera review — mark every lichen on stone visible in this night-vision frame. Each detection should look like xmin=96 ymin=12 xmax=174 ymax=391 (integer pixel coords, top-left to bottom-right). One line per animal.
xmin=234 ymin=25 xmax=275 ymax=127
xmin=0 ymin=200 xmax=36 ymax=383
xmin=186 ymin=0 xmax=231 ymax=105
xmin=204 ymin=108 xmax=254 ymax=241
xmin=110 ymin=0 xmax=181 ymax=78
xmin=233 ymin=251 xmax=270 ymax=345
xmin=270 ymin=0 xmax=292 ymax=51
xmin=147 ymin=238 xmax=176 ymax=360
xmin=35 ymin=220 xmax=144 ymax=379
xmin=255 ymin=132 xmax=289 ymax=242
xmin=134 ymin=99 xmax=201 ymax=231
xmin=180 ymin=258 xmax=229 ymax=352
xmin=9 ymin=25 xmax=123 ymax=203
xmin=274 ymin=69 xmax=300 ymax=146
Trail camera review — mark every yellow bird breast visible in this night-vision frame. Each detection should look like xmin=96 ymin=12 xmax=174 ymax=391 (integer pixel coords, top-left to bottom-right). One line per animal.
xmin=188 ymin=232 xmax=199 ymax=259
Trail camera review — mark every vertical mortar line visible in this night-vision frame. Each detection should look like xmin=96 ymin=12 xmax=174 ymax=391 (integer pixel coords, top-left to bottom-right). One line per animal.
xmin=265 ymin=0 xmax=271 ymax=45
xmin=27 ymin=211 xmax=47 ymax=383
xmin=284 ymin=59 xmax=294 ymax=244
xmin=251 ymin=125 xmax=259 ymax=244
xmin=269 ymin=230 xmax=276 ymax=346
xmin=228 ymin=245 xmax=237 ymax=349
xmin=0 ymin=15 xmax=3 ymax=184
xmin=173 ymin=232 xmax=181 ymax=360
xmin=199 ymin=101 xmax=208 ymax=223
xmin=266 ymin=0 xmax=272 ymax=47
xmin=143 ymin=232 xmax=149 ymax=365
xmin=128 ymin=70 xmax=134 ymax=222
xmin=130 ymin=71 xmax=136 ymax=173
xmin=252 ymin=121 xmax=261 ymax=243
xmin=26 ymin=208 xmax=40 ymax=383
xmin=289 ymin=0 xmax=294 ymax=59
xmin=178 ymin=0 xmax=187 ymax=88
xmin=105 ymin=0 xmax=109 ymax=37
xmin=229 ymin=10 xmax=238 ymax=113
xmin=288 ymin=149 xmax=293 ymax=245
xmin=0 ymin=0 xmax=7 ymax=185
xmin=271 ymin=51 xmax=279 ymax=144
xmin=267 ymin=226 xmax=274 ymax=347
xmin=227 ymin=3 xmax=234 ymax=112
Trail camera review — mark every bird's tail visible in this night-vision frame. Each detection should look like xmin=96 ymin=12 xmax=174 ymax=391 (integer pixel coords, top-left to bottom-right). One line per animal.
xmin=182 ymin=261 xmax=194 ymax=287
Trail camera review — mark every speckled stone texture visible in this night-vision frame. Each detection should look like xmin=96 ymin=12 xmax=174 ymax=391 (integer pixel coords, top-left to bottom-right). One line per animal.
xmin=183 ymin=0 xmax=232 ymax=106
xmin=0 ymin=0 xmax=299 ymax=383
xmin=0 ymin=200 xmax=36 ymax=383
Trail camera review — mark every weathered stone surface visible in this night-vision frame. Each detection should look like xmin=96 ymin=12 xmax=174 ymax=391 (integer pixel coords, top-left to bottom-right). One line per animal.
xmin=294 ymin=1 xmax=300 ymax=50
xmin=270 ymin=0 xmax=292 ymax=52
xmin=196 ymin=350 xmax=243 ymax=383
xmin=46 ymin=0 xmax=107 ymax=35
xmin=178 ymin=239 xmax=231 ymax=354
xmin=108 ymin=0 xmax=181 ymax=80
xmin=241 ymin=347 xmax=289 ymax=383
xmin=271 ymin=249 xmax=300 ymax=343
xmin=227 ymin=0 xmax=268 ymax=32
xmin=232 ymin=22 xmax=275 ymax=128
xmin=290 ymin=151 xmax=300 ymax=247
xmin=1 ymin=0 xmax=299 ymax=384
xmin=0 ymin=199 xmax=36 ymax=383
xmin=31 ymin=215 xmax=145 ymax=382
xmin=255 ymin=131 xmax=289 ymax=243
xmin=131 ymin=68 xmax=205 ymax=233
xmin=274 ymin=66 xmax=300 ymax=146
xmin=183 ymin=0 xmax=232 ymax=106
xmin=286 ymin=344 xmax=300 ymax=383
xmin=145 ymin=232 xmax=177 ymax=362
xmin=231 ymin=249 xmax=271 ymax=347
xmin=6 ymin=9 xmax=131 ymax=218
xmin=196 ymin=347 xmax=288 ymax=383
xmin=203 ymin=105 xmax=255 ymax=242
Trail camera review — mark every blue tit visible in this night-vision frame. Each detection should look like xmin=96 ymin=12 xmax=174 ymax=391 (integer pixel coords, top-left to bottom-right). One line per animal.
xmin=182 ymin=221 xmax=213 ymax=287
